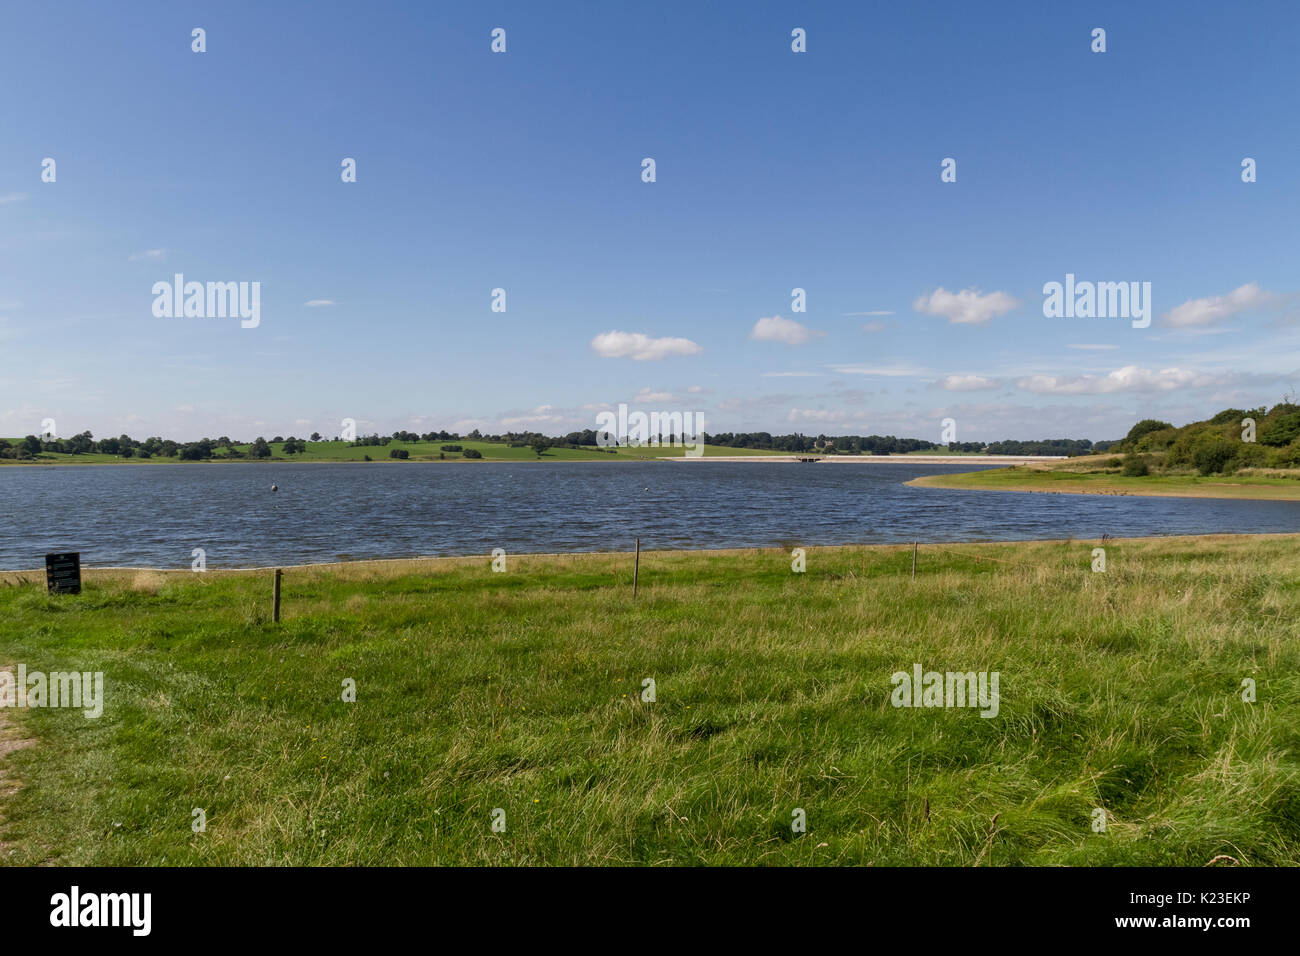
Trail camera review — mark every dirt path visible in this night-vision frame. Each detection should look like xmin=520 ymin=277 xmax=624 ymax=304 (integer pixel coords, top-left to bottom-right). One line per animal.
xmin=0 ymin=666 xmax=35 ymax=860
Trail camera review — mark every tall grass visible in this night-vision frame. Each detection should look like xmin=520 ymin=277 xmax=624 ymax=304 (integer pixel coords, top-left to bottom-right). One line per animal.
xmin=0 ymin=535 xmax=1296 ymax=866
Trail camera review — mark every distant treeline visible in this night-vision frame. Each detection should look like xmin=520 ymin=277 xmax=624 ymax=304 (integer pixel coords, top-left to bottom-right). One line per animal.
xmin=0 ymin=433 xmax=298 ymax=460
xmin=1 ymin=427 xmax=1107 ymax=460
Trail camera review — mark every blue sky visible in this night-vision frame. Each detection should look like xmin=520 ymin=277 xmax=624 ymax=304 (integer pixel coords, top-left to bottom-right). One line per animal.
xmin=2 ymin=0 xmax=1299 ymax=443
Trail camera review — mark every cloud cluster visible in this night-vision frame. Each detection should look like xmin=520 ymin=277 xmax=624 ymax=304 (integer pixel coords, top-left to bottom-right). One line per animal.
xmin=913 ymin=287 xmax=1019 ymax=325
xmin=749 ymin=315 xmax=823 ymax=345
xmin=1016 ymin=365 xmax=1223 ymax=395
xmin=591 ymin=331 xmax=702 ymax=360
xmin=942 ymin=374 xmax=999 ymax=391
xmin=1162 ymin=283 xmax=1271 ymax=328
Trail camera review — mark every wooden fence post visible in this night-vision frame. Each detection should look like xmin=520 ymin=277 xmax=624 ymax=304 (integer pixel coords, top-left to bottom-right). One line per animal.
xmin=633 ymin=538 xmax=640 ymax=597
xmin=912 ymin=542 xmax=917 ymax=580
xmin=272 ymin=568 xmax=282 ymax=622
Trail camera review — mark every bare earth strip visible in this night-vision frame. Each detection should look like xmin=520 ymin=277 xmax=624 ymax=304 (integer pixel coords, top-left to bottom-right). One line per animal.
xmin=666 ymin=455 xmax=1066 ymax=464
xmin=0 ymin=667 xmax=35 ymax=861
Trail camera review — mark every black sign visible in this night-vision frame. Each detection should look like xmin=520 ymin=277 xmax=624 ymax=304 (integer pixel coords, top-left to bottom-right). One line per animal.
xmin=45 ymin=552 xmax=81 ymax=594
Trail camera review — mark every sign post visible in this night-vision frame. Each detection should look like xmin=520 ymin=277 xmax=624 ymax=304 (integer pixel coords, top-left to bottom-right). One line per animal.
xmin=45 ymin=552 xmax=82 ymax=594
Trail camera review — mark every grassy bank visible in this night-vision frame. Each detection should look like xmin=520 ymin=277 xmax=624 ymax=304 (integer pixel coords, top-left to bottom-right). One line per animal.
xmin=908 ymin=458 xmax=1300 ymax=501
xmin=1 ymin=536 xmax=1297 ymax=866
xmin=0 ymin=438 xmax=791 ymax=465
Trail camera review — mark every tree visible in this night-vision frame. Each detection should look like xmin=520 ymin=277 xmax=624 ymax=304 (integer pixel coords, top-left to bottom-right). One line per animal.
xmin=310 ymin=432 xmax=322 ymax=442
xmin=249 ymin=437 xmax=272 ymax=459
xmin=389 ymin=448 xmax=409 ymax=459
xmin=1192 ymin=435 xmax=1236 ymax=476
xmin=530 ymin=438 xmax=550 ymax=458
xmin=64 ymin=431 xmax=95 ymax=454
xmin=1260 ymin=411 xmax=1300 ymax=447
xmin=1121 ymin=454 xmax=1150 ymax=477
xmin=178 ymin=439 xmax=216 ymax=461
xmin=1125 ymin=419 xmax=1173 ymax=446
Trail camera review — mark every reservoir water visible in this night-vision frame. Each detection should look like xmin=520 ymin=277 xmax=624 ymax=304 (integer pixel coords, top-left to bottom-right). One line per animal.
xmin=2 ymin=461 xmax=1298 ymax=570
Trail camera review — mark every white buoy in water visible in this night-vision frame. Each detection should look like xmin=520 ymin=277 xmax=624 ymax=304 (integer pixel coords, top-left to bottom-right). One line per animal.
xmin=271 ymin=484 xmax=278 ymax=492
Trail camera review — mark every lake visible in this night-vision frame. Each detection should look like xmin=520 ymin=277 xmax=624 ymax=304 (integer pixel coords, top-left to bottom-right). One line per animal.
xmin=2 ymin=461 xmax=1299 ymax=570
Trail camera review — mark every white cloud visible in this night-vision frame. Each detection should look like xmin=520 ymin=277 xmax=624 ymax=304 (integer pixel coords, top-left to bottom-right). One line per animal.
xmin=942 ymin=374 xmax=999 ymax=391
xmin=633 ymin=388 xmax=674 ymax=402
xmin=1016 ymin=365 xmax=1225 ymax=395
xmin=749 ymin=315 xmax=824 ymax=345
xmin=787 ymin=408 xmax=853 ymax=423
xmin=1150 ymin=327 xmax=1235 ymax=339
xmin=913 ymin=287 xmax=1019 ymax=325
xmin=0 ymin=193 xmax=28 ymax=205
xmin=829 ymin=363 xmax=932 ymax=378
xmin=129 ymin=248 xmax=168 ymax=261
xmin=304 ymin=299 xmax=336 ymax=307
xmin=762 ymin=371 xmax=823 ymax=378
xmin=590 ymin=331 xmax=702 ymax=360
xmin=1162 ymin=283 xmax=1271 ymax=328
xmin=861 ymin=322 xmax=886 ymax=333
xmin=842 ymin=310 xmax=894 ymax=316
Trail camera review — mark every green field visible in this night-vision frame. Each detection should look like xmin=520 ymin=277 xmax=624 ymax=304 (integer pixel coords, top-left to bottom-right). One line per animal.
xmin=0 ymin=438 xmax=789 ymax=464
xmin=909 ymin=459 xmax=1300 ymax=501
xmin=1 ymin=535 xmax=1296 ymax=866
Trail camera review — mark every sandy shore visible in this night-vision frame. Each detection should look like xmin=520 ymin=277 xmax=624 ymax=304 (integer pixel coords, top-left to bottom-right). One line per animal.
xmin=906 ymin=472 xmax=1300 ymax=501
xmin=666 ymin=454 xmax=1068 ymax=464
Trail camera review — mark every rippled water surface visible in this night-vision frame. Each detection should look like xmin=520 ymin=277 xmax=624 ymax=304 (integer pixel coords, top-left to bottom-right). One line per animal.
xmin=2 ymin=462 xmax=1298 ymax=569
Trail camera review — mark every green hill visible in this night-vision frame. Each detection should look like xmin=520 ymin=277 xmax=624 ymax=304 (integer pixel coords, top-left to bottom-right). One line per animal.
xmin=1113 ymin=402 xmax=1300 ymax=474
xmin=908 ymin=400 xmax=1300 ymax=500
xmin=0 ymin=437 xmax=787 ymax=465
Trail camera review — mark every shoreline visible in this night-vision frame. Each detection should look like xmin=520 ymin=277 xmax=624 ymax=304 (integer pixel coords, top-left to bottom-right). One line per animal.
xmin=0 ymin=453 xmax=1065 ymax=468
xmin=906 ymin=471 xmax=1300 ymax=501
xmin=3 ymin=531 xmax=1295 ymax=580
xmin=665 ymin=454 xmax=1064 ymax=464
